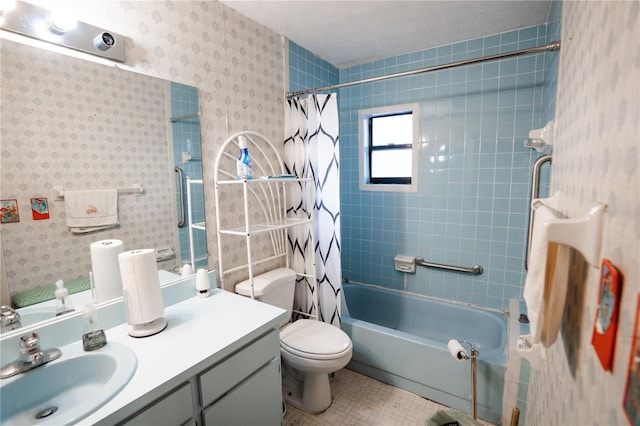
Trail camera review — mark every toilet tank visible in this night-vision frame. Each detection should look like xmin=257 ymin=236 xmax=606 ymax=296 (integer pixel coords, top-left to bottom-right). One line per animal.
xmin=235 ymin=267 xmax=297 ymax=325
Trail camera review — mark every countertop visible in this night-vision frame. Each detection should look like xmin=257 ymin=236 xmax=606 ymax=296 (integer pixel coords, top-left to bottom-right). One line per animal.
xmin=74 ymin=288 xmax=285 ymax=424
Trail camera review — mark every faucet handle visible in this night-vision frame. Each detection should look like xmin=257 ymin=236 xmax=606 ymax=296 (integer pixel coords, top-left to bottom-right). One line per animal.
xmin=19 ymin=332 xmax=41 ymax=354
xmin=1 ymin=305 xmax=21 ymax=327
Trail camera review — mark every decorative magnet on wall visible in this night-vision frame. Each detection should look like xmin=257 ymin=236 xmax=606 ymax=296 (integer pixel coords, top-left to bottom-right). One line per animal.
xmin=592 ymin=258 xmax=623 ymax=371
xmin=0 ymin=199 xmax=20 ymax=223
xmin=623 ymin=294 xmax=640 ymax=425
xmin=31 ymin=197 xmax=50 ymax=220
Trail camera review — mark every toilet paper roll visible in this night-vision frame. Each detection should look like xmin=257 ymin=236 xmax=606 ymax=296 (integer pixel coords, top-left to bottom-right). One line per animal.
xmin=118 ymin=249 xmax=164 ymax=325
xmin=447 ymin=339 xmax=467 ymax=361
xmin=90 ymin=239 xmax=124 ymax=303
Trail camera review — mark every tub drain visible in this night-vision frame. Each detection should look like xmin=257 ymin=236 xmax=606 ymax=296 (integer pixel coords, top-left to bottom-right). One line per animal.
xmin=35 ymin=406 xmax=58 ymax=419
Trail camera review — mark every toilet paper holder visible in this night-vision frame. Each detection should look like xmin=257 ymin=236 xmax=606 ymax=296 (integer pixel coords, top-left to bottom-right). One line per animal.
xmin=448 ymin=339 xmax=479 ymax=420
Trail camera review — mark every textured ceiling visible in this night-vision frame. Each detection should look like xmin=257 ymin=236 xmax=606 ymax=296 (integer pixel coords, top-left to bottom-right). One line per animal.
xmin=220 ymin=0 xmax=552 ymax=67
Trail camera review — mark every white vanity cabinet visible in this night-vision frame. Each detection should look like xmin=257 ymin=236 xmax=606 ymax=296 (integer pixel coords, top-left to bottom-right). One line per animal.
xmin=119 ymin=329 xmax=282 ymax=426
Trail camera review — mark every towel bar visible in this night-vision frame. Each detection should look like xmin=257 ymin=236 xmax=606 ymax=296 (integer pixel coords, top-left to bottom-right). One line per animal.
xmin=53 ymin=184 xmax=143 ymax=201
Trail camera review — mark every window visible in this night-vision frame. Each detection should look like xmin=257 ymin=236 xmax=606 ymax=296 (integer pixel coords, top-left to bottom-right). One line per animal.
xmin=358 ymin=103 xmax=419 ymax=192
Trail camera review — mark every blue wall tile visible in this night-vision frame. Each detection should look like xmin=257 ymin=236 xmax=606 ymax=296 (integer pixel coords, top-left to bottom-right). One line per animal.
xmin=288 ymin=22 xmax=558 ymax=313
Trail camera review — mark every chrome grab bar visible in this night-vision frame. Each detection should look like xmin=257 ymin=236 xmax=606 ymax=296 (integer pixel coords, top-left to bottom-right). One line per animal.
xmin=415 ymin=257 xmax=483 ymax=275
xmin=174 ymin=166 xmax=185 ymax=228
xmin=169 ymin=111 xmax=200 ymax=123
xmin=525 ymin=154 xmax=552 ymax=270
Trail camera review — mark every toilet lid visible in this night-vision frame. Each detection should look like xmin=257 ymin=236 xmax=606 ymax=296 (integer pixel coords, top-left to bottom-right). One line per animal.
xmin=280 ymin=319 xmax=352 ymax=358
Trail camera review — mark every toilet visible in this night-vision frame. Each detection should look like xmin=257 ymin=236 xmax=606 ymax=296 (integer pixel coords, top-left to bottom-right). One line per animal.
xmin=235 ymin=267 xmax=352 ymax=413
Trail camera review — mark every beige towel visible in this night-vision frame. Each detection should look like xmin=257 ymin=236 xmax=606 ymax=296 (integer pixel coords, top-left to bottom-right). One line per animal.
xmin=64 ymin=189 xmax=118 ymax=233
xmin=538 ymin=242 xmax=571 ymax=347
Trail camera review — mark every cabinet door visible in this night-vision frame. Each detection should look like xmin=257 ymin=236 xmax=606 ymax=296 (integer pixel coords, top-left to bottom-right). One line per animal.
xmin=199 ymin=329 xmax=279 ymax=407
xmin=123 ymin=382 xmax=194 ymax=426
xmin=202 ymin=360 xmax=282 ymax=426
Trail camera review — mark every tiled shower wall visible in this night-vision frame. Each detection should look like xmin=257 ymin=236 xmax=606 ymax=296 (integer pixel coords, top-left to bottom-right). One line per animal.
xmin=288 ymin=42 xmax=339 ymax=94
xmin=339 ymin=25 xmax=556 ymax=311
xmin=328 ymin=25 xmax=555 ymax=311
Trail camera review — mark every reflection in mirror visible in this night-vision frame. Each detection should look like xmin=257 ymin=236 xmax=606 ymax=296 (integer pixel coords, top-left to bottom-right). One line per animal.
xmin=0 ymin=39 xmax=207 ymax=333
xmin=170 ymin=84 xmax=208 ymax=272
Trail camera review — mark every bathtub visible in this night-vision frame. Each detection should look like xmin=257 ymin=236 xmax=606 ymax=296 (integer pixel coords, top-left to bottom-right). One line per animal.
xmin=341 ymin=282 xmax=507 ymax=424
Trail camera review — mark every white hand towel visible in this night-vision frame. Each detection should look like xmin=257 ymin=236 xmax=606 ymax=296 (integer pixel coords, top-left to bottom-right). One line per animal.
xmin=65 ymin=189 xmax=118 ymax=233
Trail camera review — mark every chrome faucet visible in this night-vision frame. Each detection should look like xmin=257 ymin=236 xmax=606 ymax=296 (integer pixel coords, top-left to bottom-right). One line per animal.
xmin=0 ymin=332 xmax=62 ymax=379
xmin=1 ymin=305 xmax=22 ymax=332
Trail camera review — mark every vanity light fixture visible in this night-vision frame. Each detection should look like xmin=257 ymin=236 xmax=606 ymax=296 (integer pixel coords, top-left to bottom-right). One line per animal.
xmin=0 ymin=0 xmax=125 ymax=62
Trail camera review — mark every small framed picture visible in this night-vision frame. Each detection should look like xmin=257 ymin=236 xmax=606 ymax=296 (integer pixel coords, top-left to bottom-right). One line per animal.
xmin=31 ymin=197 xmax=50 ymax=220
xmin=624 ymin=294 xmax=640 ymax=425
xmin=0 ymin=199 xmax=20 ymax=224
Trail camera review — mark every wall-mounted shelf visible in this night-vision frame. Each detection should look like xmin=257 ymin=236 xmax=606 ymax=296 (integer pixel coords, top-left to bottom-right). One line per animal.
xmin=534 ymin=191 xmax=607 ymax=267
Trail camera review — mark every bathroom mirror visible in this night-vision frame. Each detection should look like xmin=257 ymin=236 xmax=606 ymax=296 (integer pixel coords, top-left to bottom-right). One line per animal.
xmin=0 ymin=39 xmax=206 ymax=332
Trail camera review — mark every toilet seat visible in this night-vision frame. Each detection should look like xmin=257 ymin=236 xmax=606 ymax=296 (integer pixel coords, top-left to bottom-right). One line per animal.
xmin=280 ymin=319 xmax=352 ymax=360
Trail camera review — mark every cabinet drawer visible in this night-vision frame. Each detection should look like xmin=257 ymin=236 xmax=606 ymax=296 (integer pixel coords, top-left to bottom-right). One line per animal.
xmin=200 ymin=329 xmax=279 ymax=407
xmin=124 ymin=382 xmax=193 ymax=425
xmin=202 ymin=360 xmax=282 ymax=426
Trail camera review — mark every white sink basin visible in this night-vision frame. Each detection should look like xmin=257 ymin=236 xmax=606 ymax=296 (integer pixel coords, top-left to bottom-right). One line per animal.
xmin=0 ymin=342 xmax=137 ymax=425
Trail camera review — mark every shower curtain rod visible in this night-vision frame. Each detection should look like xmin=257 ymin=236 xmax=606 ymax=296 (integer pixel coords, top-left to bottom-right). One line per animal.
xmin=286 ymin=40 xmax=560 ymax=98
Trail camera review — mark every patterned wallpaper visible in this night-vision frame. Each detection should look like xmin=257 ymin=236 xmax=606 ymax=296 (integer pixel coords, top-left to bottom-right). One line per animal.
xmin=1 ymin=1 xmax=285 ymax=295
xmin=1 ymin=40 xmax=176 ymax=294
xmin=526 ymin=1 xmax=639 ymax=424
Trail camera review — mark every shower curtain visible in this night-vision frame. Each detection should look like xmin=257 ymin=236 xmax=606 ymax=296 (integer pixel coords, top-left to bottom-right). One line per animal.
xmin=284 ymin=93 xmax=342 ymax=326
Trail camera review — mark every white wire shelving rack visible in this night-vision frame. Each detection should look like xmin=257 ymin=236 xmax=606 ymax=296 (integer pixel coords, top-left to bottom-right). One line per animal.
xmin=213 ymin=131 xmax=318 ymax=320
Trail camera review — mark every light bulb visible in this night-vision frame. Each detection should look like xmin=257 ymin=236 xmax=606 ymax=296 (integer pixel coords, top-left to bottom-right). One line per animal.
xmin=0 ymin=0 xmax=16 ymax=13
xmin=49 ymin=9 xmax=76 ymax=34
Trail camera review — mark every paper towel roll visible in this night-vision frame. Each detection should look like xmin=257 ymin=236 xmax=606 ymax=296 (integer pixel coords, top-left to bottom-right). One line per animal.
xmin=118 ymin=249 xmax=164 ymax=325
xmin=447 ymin=339 xmax=467 ymax=361
xmin=90 ymin=239 xmax=124 ymax=303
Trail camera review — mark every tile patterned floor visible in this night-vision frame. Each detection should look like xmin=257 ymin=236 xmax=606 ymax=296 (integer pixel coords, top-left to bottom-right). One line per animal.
xmin=283 ymin=368 xmax=486 ymax=426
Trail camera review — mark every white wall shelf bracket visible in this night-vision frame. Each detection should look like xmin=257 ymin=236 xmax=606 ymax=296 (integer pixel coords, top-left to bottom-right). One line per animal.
xmin=534 ymin=191 xmax=607 ymax=267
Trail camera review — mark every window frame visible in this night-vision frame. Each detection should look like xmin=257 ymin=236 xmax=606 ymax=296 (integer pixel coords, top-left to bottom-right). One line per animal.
xmin=358 ymin=103 xmax=419 ymax=193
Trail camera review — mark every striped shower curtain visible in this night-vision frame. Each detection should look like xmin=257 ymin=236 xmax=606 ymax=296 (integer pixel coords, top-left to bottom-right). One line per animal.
xmin=284 ymin=93 xmax=342 ymax=326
